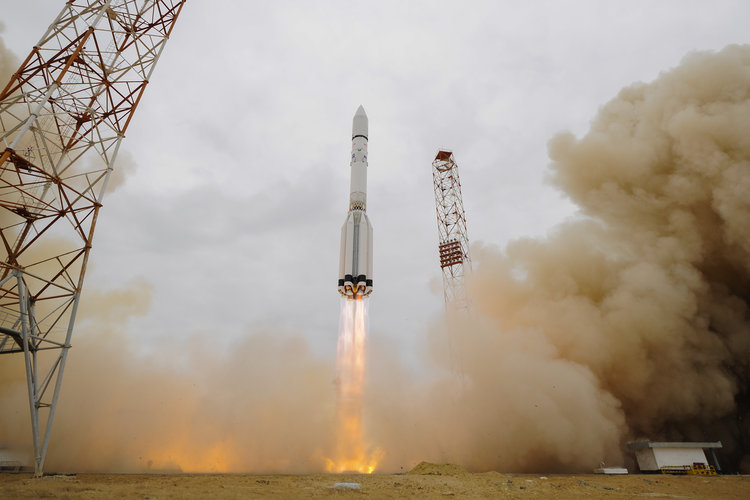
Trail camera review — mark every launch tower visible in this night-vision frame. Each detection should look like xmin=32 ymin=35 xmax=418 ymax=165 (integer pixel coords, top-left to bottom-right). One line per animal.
xmin=432 ymin=150 xmax=471 ymax=312
xmin=0 ymin=0 xmax=185 ymax=476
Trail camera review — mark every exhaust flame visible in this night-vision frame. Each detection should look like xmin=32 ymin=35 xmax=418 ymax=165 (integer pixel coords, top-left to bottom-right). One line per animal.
xmin=326 ymin=298 xmax=382 ymax=473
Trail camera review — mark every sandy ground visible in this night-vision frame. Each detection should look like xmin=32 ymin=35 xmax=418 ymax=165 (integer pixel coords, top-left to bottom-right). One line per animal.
xmin=2 ymin=464 xmax=749 ymax=499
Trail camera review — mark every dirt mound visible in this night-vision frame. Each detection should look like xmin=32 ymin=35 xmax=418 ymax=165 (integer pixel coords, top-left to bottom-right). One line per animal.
xmin=407 ymin=462 xmax=468 ymax=476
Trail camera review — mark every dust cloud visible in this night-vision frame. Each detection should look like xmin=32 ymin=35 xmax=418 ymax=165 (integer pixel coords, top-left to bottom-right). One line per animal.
xmin=367 ymin=45 xmax=749 ymax=472
xmin=1 ymin=44 xmax=748 ymax=473
xmin=59 ymin=286 xmax=335 ymax=473
xmin=1 ymin=278 xmax=337 ymax=473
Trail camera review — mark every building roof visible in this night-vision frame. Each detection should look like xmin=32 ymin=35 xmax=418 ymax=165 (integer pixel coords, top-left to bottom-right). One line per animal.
xmin=627 ymin=441 xmax=722 ymax=450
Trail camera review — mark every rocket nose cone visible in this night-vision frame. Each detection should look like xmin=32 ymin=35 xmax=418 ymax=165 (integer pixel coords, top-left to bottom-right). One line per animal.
xmin=352 ymin=105 xmax=368 ymax=139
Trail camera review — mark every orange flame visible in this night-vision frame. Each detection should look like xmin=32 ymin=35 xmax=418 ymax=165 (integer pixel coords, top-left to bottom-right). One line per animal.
xmin=326 ymin=298 xmax=383 ymax=473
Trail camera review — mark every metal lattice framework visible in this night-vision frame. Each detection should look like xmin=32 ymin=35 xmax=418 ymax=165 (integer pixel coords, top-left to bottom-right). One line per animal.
xmin=0 ymin=0 xmax=185 ymax=475
xmin=432 ymin=150 xmax=471 ymax=311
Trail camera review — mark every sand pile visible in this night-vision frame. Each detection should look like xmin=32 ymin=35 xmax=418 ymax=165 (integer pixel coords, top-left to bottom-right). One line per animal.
xmin=408 ymin=462 xmax=468 ymax=476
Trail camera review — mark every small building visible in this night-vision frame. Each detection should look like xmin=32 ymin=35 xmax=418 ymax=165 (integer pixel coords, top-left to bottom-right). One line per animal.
xmin=0 ymin=447 xmax=31 ymax=472
xmin=627 ymin=441 xmax=722 ymax=473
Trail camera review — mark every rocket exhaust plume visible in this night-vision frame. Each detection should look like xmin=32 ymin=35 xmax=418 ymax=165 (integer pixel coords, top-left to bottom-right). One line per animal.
xmin=327 ymin=298 xmax=381 ymax=473
xmin=327 ymin=106 xmax=381 ymax=472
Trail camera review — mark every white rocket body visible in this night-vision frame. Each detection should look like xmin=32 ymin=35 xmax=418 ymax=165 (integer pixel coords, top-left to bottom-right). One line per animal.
xmin=338 ymin=106 xmax=373 ymax=298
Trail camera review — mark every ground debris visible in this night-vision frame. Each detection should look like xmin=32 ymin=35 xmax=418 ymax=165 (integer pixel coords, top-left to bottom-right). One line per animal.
xmin=577 ymin=479 xmax=618 ymax=491
xmin=332 ymin=481 xmax=361 ymax=490
xmin=407 ymin=462 xmax=468 ymax=476
xmin=592 ymin=482 xmax=616 ymax=491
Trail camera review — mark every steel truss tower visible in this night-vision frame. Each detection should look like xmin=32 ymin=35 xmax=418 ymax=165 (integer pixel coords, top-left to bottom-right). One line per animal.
xmin=0 ymin=0 xmax=185 ymax=476
xmin=432 ymin=150 xmax=471 ymax=311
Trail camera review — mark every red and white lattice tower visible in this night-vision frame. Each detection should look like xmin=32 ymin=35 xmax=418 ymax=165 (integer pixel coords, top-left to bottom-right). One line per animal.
xmin=432 ymin=150 xmax=471 ymax=312
xmin=0 ymin=0 xmax=185 ymax=475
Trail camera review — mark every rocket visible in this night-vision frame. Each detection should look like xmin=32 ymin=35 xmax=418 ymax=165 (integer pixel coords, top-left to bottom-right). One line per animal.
xmin=338 ymin=105 xmax=373 ymax=299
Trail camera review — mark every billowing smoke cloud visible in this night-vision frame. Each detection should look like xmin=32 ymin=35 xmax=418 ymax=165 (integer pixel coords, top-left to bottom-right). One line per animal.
xmin=367 ymin=44 xmax=750 ymax=473
xmin=65 ymin=284 xmax=334 ymax=472
xmin=0 ymin=278 xmax=337 ymax=473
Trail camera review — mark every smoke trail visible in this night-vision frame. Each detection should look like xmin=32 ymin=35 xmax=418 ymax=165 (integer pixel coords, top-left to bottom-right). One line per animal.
xmin=368 ymin=44 xmax=750 ymax=473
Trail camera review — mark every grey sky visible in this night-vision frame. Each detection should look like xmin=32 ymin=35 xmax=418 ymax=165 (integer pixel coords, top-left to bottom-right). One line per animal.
xmin=1 ymin=0 xmax=747 ymax=364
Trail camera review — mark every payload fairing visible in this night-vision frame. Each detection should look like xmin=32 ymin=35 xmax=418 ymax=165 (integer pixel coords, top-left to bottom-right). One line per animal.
xmin=338 ymin=106 xmax=373 ymax=299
